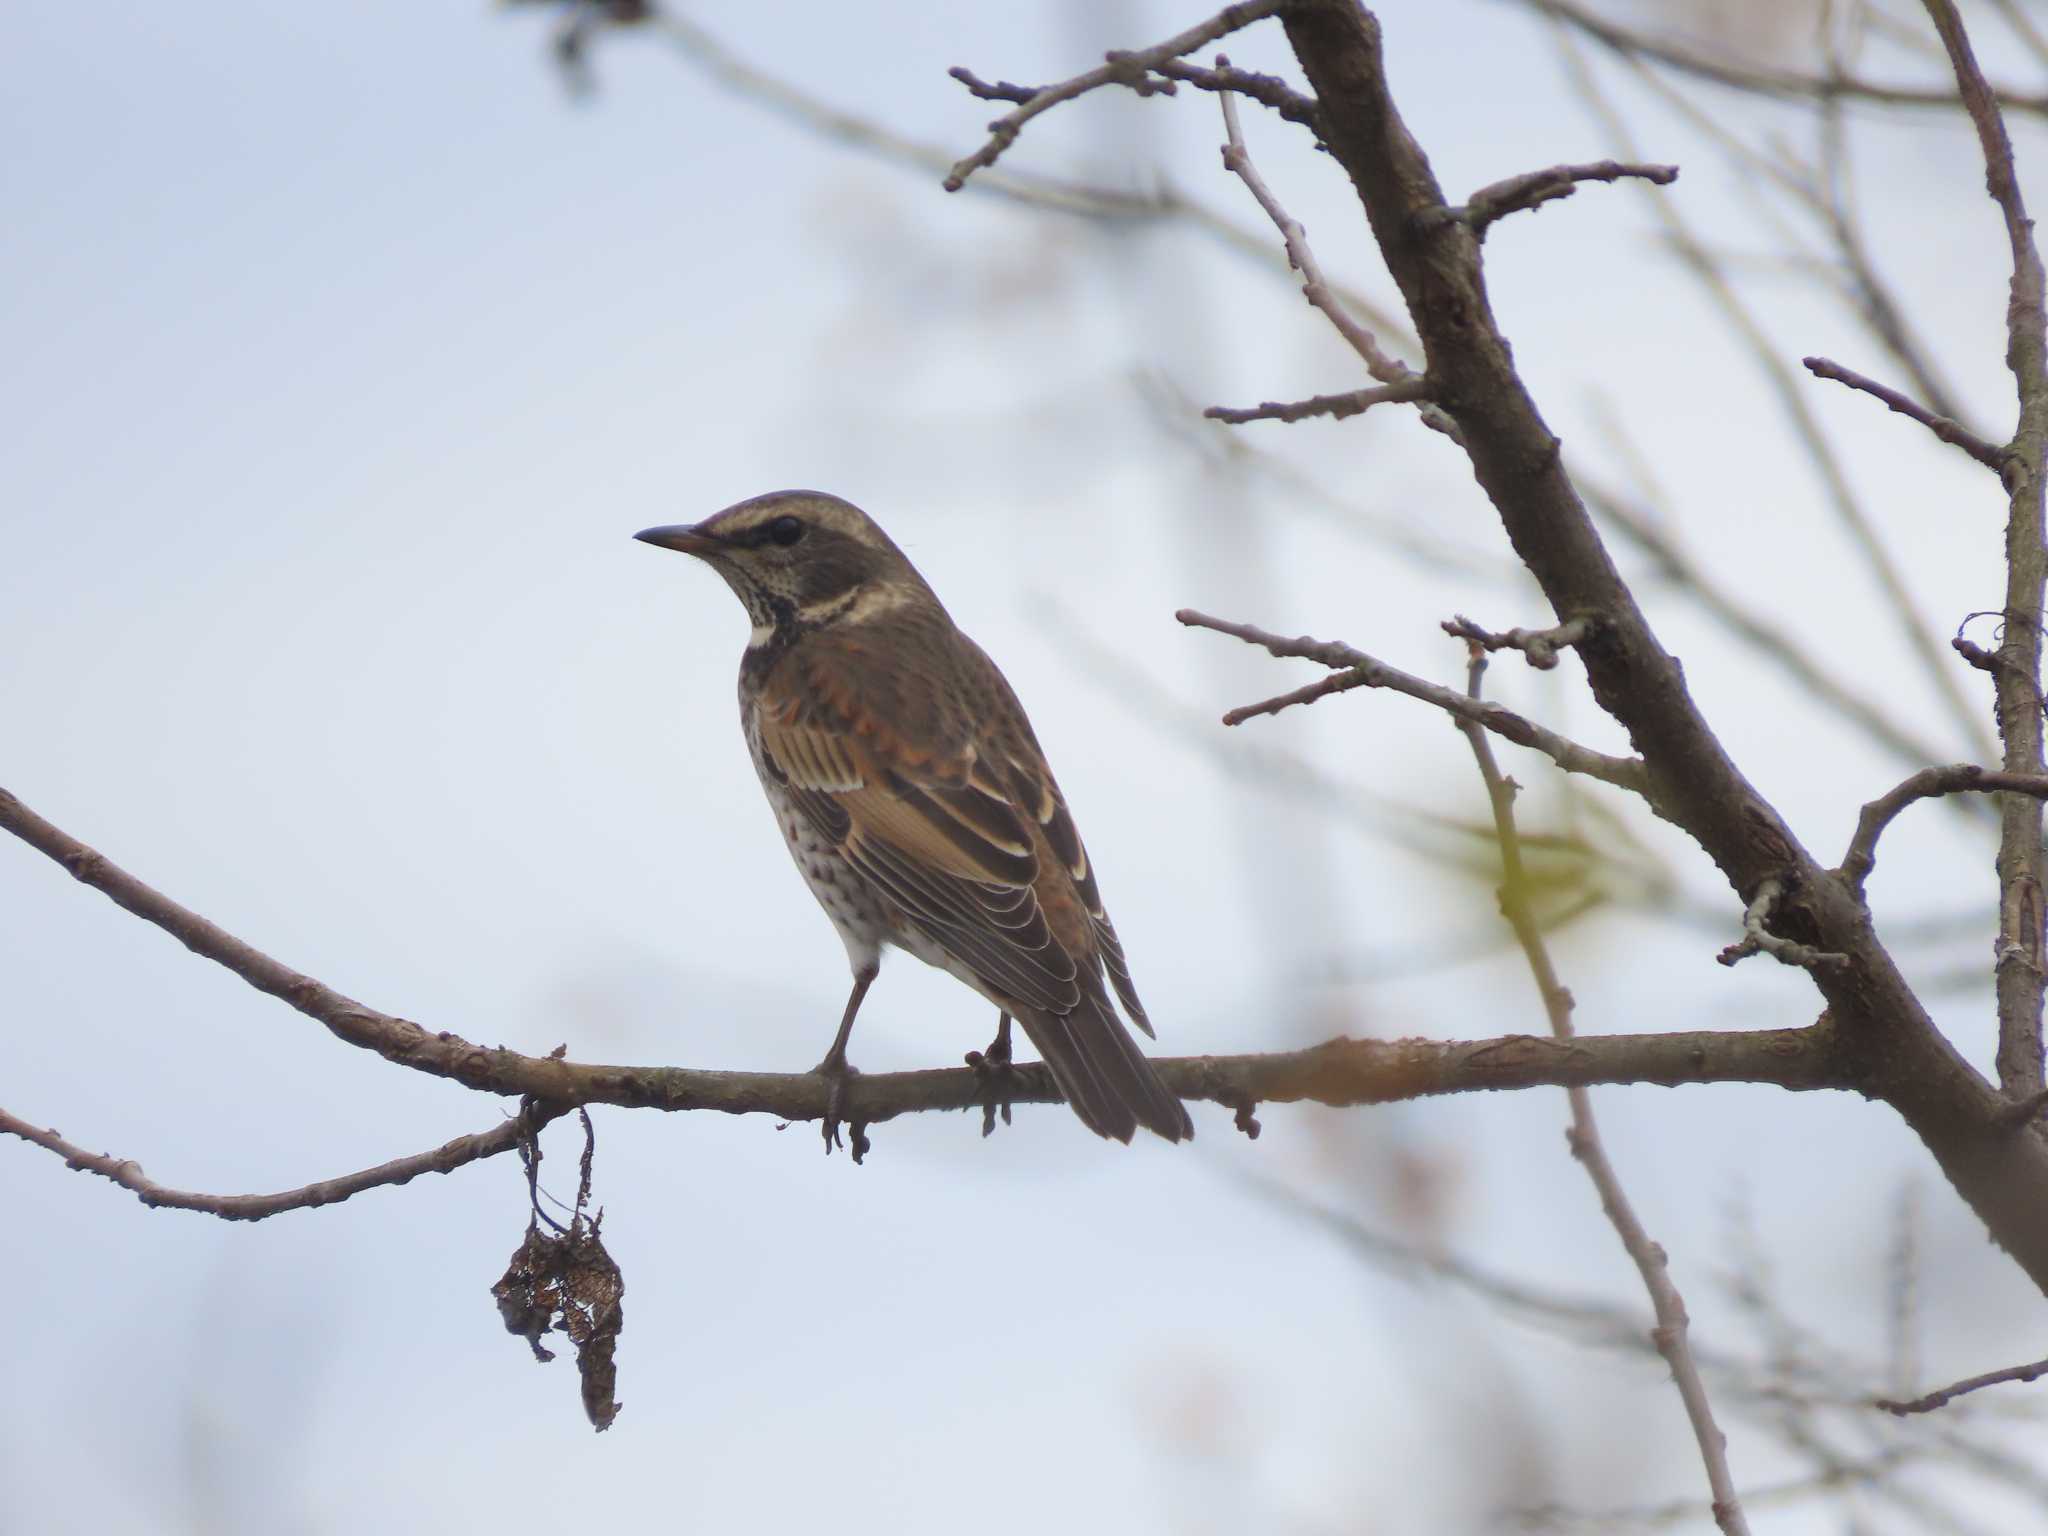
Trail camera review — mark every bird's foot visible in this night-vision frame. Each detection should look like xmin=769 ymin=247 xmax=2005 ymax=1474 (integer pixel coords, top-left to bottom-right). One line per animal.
xmin=964 ymin=1017 xmax=1016 ymax=1138
xmin=812 ymin=1052 xmax=869 ymax=1163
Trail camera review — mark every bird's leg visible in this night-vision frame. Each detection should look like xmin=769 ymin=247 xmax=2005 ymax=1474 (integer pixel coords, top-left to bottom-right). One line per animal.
xmin=965 ymin=1011 xmax=1015 ymax=1137
xmin=814 ymin=964 xmax=876 ymax=1156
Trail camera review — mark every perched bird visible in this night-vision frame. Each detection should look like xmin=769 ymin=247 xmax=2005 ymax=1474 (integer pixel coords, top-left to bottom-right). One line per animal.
xmin=635 ymin=491 xmax=1192 ymax=1148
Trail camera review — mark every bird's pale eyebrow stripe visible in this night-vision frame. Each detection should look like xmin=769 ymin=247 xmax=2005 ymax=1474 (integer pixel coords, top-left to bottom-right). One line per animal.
xmin=795 ymin=582 xmax=917 ymax=627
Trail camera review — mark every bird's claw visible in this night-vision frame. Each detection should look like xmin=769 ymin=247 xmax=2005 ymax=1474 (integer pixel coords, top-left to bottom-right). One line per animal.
xmin=965 ymin=1031 xmax=1016 ymax=1138
xmin=814 ymin=1056 xmax=868 ymax=1162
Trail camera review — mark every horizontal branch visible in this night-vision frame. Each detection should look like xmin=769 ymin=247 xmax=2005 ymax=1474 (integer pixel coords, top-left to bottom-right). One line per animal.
xmin=1843 ymin=764 xmax=2048 ymax=894
xmin=1204 ymin=378 xmax=1430 ymax=424
xmin=1447 ymin=158 xmax=1678 ymax=234
xmin=949 ymin=56 xmax=1315 ymax=126
xmin=1876 ymin=1353 xmax=2048 ymax=1416
xmin=1150 ymin=56 xmax=1319 ymax=126
xmin=1802 ymin=355 xmax=2011 ymax=474
xmin=0 ymin=787 xmax=1845 ymax=1157
xmin=0 ymin=1103 xmax=564 ymax=1221
xmin=1174 ymin=610 xmax=1650 ymax=793
xmin=1442 ymin=612 xmax=1591 ymax=669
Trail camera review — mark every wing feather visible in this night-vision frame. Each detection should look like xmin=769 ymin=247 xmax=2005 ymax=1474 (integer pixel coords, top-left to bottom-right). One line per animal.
xmin=753 ymin=626 xmax=1173 ymax=1129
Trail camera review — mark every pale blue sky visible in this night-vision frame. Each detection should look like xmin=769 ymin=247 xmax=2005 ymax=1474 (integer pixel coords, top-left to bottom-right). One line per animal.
xmin=6 ymin=2 xmax=2046 ymax=1532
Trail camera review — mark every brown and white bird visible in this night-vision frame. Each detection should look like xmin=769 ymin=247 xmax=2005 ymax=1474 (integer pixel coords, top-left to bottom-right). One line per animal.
xmin=635 ymin=491 xmax=1192 ymax=1147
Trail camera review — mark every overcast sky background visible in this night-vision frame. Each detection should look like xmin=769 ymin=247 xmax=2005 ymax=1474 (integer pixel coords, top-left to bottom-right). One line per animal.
xmin=7 ymin=1 xmax=2048 ymax=1531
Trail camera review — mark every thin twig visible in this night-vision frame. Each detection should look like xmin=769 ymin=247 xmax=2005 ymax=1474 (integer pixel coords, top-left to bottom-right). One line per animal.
xmin=1175 ymin=610 xmax=1650 ymax=792
xmin=1454 ymin=645 xmax=1751 ymax=1536
xmin=1718 ymin=877 xmax=1850 ymax=971
xmin=943 ymin=0 xmax=1286 ymax=190
xmin=0 ymin=1103 xmax=564 ymax=1220
xmin=1204 ymin=378 xmax=1430 ymax=425
xmin=1924 ymin=0 xmax=2048 ymax=1100
xmin=1442 ymin=613 xmax=1592 ymax=670
xmin=1446 ymin=159 xmax=1679 ymax=235
xmin=1876 ymin=1353 xmax=2048 ymax=1415
xmin=1210 ymin=68 xmax=1462 ymax=441
xmin=1149 ymin=56 xmax=1320 ymax=126
xmin=1841 ymin=764 xmax=2048 ymax=894
xmin=1521 ymin=0 xmax=2048 ymax=115
xmin=1802 ymin=355 xmax=2010 ymax=472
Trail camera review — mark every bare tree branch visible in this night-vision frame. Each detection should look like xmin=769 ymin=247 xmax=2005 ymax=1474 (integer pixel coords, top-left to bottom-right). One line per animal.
xmin=1717 ymin=877 xmax=1851 ymax=971
xmin=1802 ymin=354 xmax=2011 ymax=472
xmin=1148 ymin=55 xmax=1321 ymax=126
xmin=1204 ymin=379 xmax=1430 ymax=424
xmin=943 ymin=0 xmax=1287 ymax=191
xmin=1207 ymin=70 xmax=1459 ymax=438
xmin=1175 ymin=609 xmax=1651 ymax=792
xmin=1923 ymin=0 xmax=2048 ymax=1102
xmin=0 ymin=1103 xmax=562 ymax=1221
xmin=1442 ymin=613 xmax=1591 ymax=670
xmin=1842 ymin=764 xmax=2048 ymax=895
xmin=1519 ymin=0 xmax=2048 ymax=116
xmin=1876 ymin=1353 xmax=2048 ymax=1416
xmin=1445 ymin=159 xmax=1679 ymax=235
xmin=1271 ymin=0 xmax=2048 ymax=1294
xmin=1454 ymin=644 xmax=1751 ymax=1535
xmin=0 ymin=786 xmax=1848 ymax=1150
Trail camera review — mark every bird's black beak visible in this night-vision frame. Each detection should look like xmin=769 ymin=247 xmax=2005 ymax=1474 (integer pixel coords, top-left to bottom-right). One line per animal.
xmin=634 ymin=522 xmax=722 ymax=556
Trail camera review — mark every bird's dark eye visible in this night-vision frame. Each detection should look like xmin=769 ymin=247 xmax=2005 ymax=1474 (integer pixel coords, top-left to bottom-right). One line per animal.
xmin=767 ymin=515 xmax=805 ymax=547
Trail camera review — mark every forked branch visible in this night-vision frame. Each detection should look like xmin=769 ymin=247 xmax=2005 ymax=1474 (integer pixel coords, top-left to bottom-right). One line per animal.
xmin=1176 ymin=609 xmax=1649 ymax=792
xmin=943 ymin=0 xmax=1289 ymax=190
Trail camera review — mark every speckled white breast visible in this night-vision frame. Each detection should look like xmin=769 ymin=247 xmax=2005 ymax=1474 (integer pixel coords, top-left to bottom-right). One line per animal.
xmin=743 ymin=704 xmax=894 ymax=975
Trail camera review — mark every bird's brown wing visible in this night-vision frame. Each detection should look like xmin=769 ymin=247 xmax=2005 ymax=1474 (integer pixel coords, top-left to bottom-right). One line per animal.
xmin=754 ymin=626 xmax=1188 ymax=1142
xmin=753 ymin=634 xmax=1085 ymax=1018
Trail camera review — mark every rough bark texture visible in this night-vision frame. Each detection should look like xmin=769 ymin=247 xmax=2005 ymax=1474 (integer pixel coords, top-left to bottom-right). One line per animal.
xmin=1279 ymin=0 xmax=2048 ymax=1293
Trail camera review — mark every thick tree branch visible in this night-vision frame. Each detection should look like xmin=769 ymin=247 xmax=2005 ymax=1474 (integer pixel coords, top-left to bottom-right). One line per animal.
xmin=1273 ymin=0 xmax=2048 ymax=1293
xmin=1802 ymin=355 xmax=2010 ymax=473
xmin=1455 ymin=648 xmax=1750 ymax=1536
xmin=0 ymin=1103 xmax=564 ymax=1221
xmin=1924 ymin=0 xmax=2048 ymax=1101
xmin=1176 ymin=609 xmax=1649 ymax=792
xmin=0 ymin=786 xmax=1844 ymax=1157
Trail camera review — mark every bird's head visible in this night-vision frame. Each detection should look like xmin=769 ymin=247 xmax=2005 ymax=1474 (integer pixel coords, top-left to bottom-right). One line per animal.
xmin=634 ymin=491 xmax=931 ymax=636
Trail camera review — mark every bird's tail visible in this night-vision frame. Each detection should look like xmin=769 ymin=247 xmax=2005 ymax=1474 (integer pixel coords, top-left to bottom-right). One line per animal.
xmin=1014 ymin=994 xmax=1192 ymax=1144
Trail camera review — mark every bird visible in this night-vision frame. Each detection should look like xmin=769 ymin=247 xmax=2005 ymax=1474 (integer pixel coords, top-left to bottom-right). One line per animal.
xmin=634 ymin=491 xmax=1192 ymax=1150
